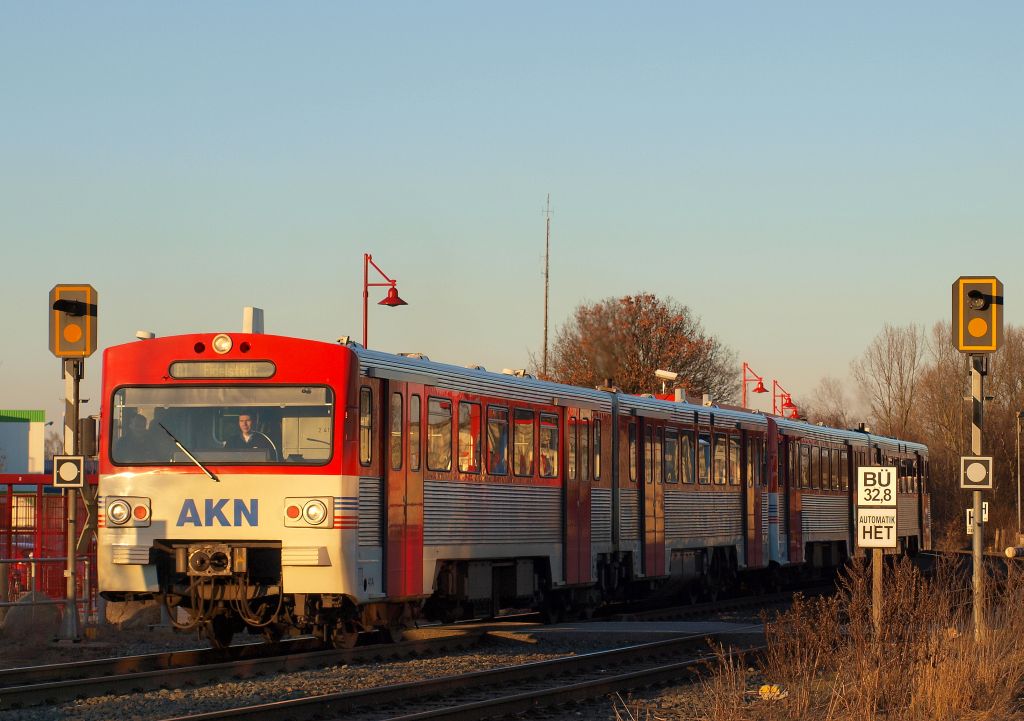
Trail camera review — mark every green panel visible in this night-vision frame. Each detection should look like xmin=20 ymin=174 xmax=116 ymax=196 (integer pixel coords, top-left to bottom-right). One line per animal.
xmin=0 ymin=410 xmax=46 ymax=423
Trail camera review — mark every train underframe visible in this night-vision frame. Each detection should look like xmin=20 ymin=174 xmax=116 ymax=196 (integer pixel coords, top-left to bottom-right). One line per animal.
xmin=104 ymin=536 xmax=892 ymax=648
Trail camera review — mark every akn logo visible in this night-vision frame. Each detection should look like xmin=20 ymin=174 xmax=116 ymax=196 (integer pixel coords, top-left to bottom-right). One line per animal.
xmin=177 ymin=499 xmax=258 ymax=527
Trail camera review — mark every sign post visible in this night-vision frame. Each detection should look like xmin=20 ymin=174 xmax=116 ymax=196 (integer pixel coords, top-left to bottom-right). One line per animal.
xmin=49 ymin=284 xmax=98 ymax=642
xmin=857 ymin=466 xmax=898 ymax=635
xmin=952 ymin=275 xmax=1002 ymax=641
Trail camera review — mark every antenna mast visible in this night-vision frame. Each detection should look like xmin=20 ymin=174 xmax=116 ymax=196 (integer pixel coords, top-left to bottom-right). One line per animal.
xmin=542 ymin=194 xmax=552 ymax=378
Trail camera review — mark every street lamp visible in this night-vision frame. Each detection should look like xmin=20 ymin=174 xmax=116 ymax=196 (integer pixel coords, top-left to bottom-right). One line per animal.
xmin=362 ymin=253 xmax=407 ymax=348
xmin=772 ymin=379 xmax=798 ymax=418
xmin=742 ymin=362 xmax=769 ymax=409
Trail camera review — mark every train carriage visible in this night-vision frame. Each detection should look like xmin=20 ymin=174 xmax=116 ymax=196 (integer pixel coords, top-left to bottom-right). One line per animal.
xmin=97 ymin=330 xmax=930 ymax=647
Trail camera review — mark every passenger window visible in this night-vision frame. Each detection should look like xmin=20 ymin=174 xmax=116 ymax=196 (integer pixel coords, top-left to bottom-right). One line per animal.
xmin=839 ymin=449 xmax=848 ymax=490
xmin=714 ymin=433 xmax=727 ymax=484
xmin=629 ymin=423 xmax=638 ymax=482
xmin=799 ymin=445 xmax=810 ymax=488
xmin=427 ymin=397 xmax=452 ymax=472
xmin=359 ymin=386 xmax=372 ymax=466
xmin=664 ymin=429 xmax=679 ymax=483
xmin=389 ymin=392 xmax=402 ymax=471
xmin=654 ymin=428 xmax=662 ymax=484
xmin=729 ymin=436 xmax=741 ymax=485
xmin=747 ymin=437 xmax=762 ymax=487
xmin=409 ymin=395 xmax=421 ymax=471
xmin=645 ymin=426 xmax=654 ymax=484
xmin=681 ymin=430 xmax=695 ymax=483
xmin=698 ymin=433 xmax=711 ymax=484
xmin=513 ymin=408 xmax=535 ymax=476
xmin=593 ymin=419 xmax=602 ymax=480
xmin=486 ymin=406 xmax=508 ymax=475
xmin=540 ymin=413 xmax=558 ymax=478
xmin=580 ymin=418 xmax=590 ymax=482
xmin=458 ymin=402 xmax=481 ymax=473
xmin=568 ymin=417 xmax=577 ymax=480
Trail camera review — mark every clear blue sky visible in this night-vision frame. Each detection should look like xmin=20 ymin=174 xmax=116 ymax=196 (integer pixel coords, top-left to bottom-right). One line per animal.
xmin=2 ymin=3 xmax=1021 ymax=425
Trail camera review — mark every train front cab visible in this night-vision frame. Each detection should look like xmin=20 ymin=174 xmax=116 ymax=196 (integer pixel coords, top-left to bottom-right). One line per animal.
xmin=97 ymin=334 xmax=393 ymax=648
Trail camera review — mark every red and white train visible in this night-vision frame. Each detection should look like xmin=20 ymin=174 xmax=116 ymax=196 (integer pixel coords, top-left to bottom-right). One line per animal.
xmin=97 ymin=331 xmax=930 ymax=647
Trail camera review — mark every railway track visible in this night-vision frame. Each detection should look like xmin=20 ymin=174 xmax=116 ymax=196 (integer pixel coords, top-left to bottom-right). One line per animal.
xmin=0 ymin=632 xmax=484 ymax=710
xmin=604 ymin=584 xmax=833 ymax=623
xmin=156 ymin=631 xmax=763 ymax=721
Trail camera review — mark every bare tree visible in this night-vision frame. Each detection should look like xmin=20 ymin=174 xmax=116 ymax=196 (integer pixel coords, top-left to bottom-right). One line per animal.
xmin=850 ymin=323 xmax=926 ymax=439
xmin=803 ymin=376 xmax=854 ymax=428
xmin=45 ymin=428 xmax=64 ymax=460
xmin=544 ymin=293 xmax=739 ymax=401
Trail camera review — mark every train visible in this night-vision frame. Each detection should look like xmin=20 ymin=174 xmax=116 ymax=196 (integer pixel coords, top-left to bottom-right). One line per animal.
xmin=97 ymin=331 xmax=930 ymax=647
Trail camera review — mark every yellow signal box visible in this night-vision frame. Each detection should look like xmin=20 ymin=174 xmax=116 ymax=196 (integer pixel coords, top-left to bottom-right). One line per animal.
xmin=952 ymin=276 xmax=1003 ymax=354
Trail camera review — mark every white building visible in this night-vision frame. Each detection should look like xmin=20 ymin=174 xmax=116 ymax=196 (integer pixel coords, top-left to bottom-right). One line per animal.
xmin=0 ymin=410 xmax=46 ymax=473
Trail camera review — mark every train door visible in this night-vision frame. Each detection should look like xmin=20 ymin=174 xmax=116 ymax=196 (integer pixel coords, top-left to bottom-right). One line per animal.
xmin=787 ymin=437 xmax=804 ymax=564
xmin=564 ymin=410 xmax=592 ymax=584
xmin=744 ymin=431 xmax=764 ymax=568
xmin=385 ymin=382 xmax=424 ymax=598
xmin=764 ymin=419 xmax=788 ymax=565
xmin=641 ymin=419 xmax=666 ymax=576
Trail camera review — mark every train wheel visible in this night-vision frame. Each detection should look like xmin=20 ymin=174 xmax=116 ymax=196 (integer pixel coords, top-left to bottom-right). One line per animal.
xmin=330 ymin=623 xmax=359 ymax=649
xmin=206 ymin=616 xmax=235 ymax=649
xmin=382 ymin=625 xmax=405 ymax=643
xmin=261 ymin=623 xmax=285 ymax=644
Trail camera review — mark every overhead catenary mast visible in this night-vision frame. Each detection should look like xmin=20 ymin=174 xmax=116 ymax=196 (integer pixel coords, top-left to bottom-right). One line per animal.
xmin=542 ymin=194 xmax=552 ymax=378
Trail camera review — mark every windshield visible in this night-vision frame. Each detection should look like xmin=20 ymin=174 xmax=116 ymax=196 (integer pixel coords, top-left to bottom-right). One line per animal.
xmin=110 ymin=386 xmax=334 ymax=465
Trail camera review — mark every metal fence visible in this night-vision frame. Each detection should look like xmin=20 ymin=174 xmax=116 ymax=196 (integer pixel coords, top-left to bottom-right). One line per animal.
xmin=0 ymin=474 xmax=98 ymax=623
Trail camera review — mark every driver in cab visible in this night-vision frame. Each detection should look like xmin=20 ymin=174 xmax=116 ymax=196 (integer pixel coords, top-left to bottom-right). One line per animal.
xmin=227 ymin=412 xmax=273 ymax=453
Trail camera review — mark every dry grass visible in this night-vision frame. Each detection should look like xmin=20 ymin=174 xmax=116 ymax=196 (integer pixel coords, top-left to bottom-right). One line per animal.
xmin=687 ymin=557 xmax=1024 ymax=721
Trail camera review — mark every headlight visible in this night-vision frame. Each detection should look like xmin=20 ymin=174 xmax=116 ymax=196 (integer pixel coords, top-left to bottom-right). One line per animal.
xmin=303 ymin=500 xmax=328 ymax=525
xmin=212 ymin=334 xmax=233 ymax=354
xmin=107 ymin=500 xmax=132 ymax=526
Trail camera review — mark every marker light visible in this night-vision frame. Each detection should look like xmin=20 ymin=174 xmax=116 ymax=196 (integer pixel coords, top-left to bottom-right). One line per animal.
xmin=133 ymin=504 xmax=150 ymax=521
xmin=303 ymin=500 xmax=328 ymax=525
xmin=286 ymin=505 xmax=301 ymax=519
xmin=107 ymin=500 xmax=132 ymax=526
xmin=212 ymin=334 xmax=233 ymax=354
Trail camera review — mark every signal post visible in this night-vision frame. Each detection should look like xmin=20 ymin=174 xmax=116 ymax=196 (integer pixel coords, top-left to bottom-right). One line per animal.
xmin=49 ymin=284 xmax=98 ymax=642
xmin=952 ymin=276 xmax=1003 ymax=640
xmin=856 ymin=466 xmax=898 ymax=635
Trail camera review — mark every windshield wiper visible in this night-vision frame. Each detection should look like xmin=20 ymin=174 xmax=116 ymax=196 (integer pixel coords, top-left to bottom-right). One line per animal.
xmin=158 ymin=423 xmax=220 ymax=482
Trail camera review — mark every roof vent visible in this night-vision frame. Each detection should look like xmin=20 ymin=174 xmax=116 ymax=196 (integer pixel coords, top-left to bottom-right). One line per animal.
xmin=135 ymin=330 xmax=156 ymax=340
xmin=702 ymin=394 xmax=713 ymax=407
xmin=465 ymin=364 xmax=486 ymax=371
xmin=502 ymin=368 xmax=531 ymax=378
xmin=400 ymin=353 xmax=430 ymax=361
xmin=674 ymin=388 xmax=686 ymax=403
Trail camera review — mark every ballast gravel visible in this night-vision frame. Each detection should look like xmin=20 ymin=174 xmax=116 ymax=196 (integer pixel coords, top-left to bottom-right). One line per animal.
xmin=2 ymin=631 xmax=623 ymax=721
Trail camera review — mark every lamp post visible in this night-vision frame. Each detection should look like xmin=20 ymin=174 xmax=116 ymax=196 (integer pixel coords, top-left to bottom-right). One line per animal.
xmin=742 ymin=362 xmax=769 ymax=409
xmin=772 ymin=379 xmax=798 ymax=418
xmin=362 ymin=253 xmax=407 ymax=348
